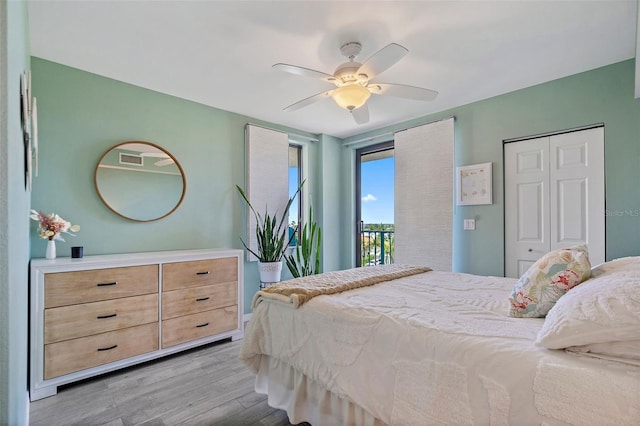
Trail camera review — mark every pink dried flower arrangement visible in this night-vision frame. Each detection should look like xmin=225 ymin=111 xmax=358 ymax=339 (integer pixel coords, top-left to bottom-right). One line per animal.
xmin=30 ymin=210 xmax=80 ymax=241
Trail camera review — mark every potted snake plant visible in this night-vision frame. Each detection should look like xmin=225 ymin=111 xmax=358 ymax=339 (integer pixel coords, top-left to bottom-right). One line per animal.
xmin=285 ymin=205 xmax=322 ymax=278
xmin=236 ymin=180 xmax=304 ymax=285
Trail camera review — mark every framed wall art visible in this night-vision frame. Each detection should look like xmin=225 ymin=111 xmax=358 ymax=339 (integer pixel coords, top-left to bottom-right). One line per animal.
xmin=20 ymin=70 xmax=38 ymax=191
xmin=456 ymin=162 xmax=492 ymax=205
xmin=21 ymin=71 xmax=32 ymax=191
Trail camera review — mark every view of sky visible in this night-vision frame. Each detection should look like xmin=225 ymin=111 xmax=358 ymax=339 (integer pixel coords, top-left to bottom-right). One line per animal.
xmin=361 ymin=156 xmax=394 ymax=224
xmin=289 ymin=167 xmax=300 ymax=225
xmin=289 ymin=155 xmax=395 ymax=226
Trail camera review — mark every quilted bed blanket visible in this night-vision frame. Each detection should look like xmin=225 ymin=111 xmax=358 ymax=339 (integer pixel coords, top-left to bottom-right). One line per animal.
xmin=253 ymin=264 xmax=431 ymax=308
xmin=240 ymin=268 xmax=640 ymax=425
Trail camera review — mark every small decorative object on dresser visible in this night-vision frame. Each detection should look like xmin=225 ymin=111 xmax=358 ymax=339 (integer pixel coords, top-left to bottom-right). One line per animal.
xmin=46 ymin=239 xmax=56 ymax=260
xmin=71 ymin=246 xmax=83 ymax=259
xmin=29 ymin=248 xmax=244 ymax=401
xmin=29 ymin=210 xmax=80 ymax=259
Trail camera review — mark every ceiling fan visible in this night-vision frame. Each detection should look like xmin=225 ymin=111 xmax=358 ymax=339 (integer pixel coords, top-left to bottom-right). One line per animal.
xmin=140 ymin=151 xmax=175 ymax=167
xmin=274 ymin=41 xmax=438 ymax=124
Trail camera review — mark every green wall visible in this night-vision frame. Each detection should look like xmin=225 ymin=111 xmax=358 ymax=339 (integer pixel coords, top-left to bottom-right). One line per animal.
xmin=29 ymin=57 xmax=319 ymax=315
xmin=343 ymin=60 xmax=640 ymax=275
xmin=317 ymin=134 xmax=344 ymax=272
xmin=32 ymin=58 xmax=639 ymax=293
xmin=12 ymin=45 xmax=640 ymax=426
xmin=19 ymin=21 xmax=638 ymax=426
xmin=1 ymin=1 xmax=31 ymax=424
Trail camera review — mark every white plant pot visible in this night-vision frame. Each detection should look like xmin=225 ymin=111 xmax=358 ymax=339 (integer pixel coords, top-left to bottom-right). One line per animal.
xmin=258 ymin=261 xmax=283 ymax=286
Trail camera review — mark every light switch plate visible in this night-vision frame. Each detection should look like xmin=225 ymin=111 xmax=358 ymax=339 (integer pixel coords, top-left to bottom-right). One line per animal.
xmin=464 ymin=219 xmax=476 ymax=230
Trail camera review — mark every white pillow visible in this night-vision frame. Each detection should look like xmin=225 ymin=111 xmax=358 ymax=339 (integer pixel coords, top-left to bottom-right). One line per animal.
xmin=590 ymin=256 xmax=640 ymax=278
xmin=565 ymin=340 xmax=640 ymax=366
xmin=535 ymin=257 xmax=640 ymax=349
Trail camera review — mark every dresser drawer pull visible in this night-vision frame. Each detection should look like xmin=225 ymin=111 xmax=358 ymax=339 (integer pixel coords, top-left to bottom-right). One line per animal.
xmin=196 ymin=322 xmax=209 ymax=328
xmin=97 ymin=313 xmax=117 ymax=319
xmin=196 ymin=271 xmax=210 ymax=276
xmin=96 ymin=281 xmax=118 ymax=287
xmin=196 ymin=297 xmax=210 ymax=302
xmin=97 ymin=344 xmax=118 ymax=352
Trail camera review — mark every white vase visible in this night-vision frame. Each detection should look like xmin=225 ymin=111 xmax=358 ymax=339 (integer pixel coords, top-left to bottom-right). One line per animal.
xmin=258 ymin=261 xmax=283 ymax=286
xmin=46 ymin=239 xmax=56 ymax=260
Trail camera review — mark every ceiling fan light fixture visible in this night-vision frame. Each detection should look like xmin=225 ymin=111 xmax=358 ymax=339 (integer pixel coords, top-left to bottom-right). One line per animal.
xmin=332 ymin=84 xmax=370 ymax=111
xmin=275 ymin=41 xmax=436 ymax=119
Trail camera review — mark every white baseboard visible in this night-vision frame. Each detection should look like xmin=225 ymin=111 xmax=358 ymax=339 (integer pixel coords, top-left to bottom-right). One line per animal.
xmin=25 ymin=390 xmax=30 ymax=425
xmin=243 ymin=313 xmax=252 ymax=323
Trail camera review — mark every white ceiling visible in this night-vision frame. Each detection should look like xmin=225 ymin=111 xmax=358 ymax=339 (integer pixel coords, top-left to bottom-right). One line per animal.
xmin=28 ymin=1 xmax=638 ymax=139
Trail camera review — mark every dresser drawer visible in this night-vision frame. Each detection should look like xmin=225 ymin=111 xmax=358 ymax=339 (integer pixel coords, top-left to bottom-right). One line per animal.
xmin=44 ymin=294 xmax=158 ymax=344
xmin=162 ymin=305 xmax=238 ymax=348
xmin=162 ymin=257 xmax=237 ymax=292
xmin=44 ymin=322 xmax=158 ymax=379
xmin=162 ymin=282 xmax=236 ymax=320
xmin=44 ymin=265 xmax=158 ymax=308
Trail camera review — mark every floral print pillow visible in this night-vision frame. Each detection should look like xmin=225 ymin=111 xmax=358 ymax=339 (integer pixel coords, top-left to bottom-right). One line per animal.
xmin=509 ymin=245 xmax=591 ymax=318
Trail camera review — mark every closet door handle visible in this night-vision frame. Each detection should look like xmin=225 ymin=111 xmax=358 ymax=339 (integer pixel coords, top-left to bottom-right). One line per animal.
xmin=97 ymin=344 xmax=118 ymax=352
xmin=97 ymin=313 xmax=117 ymax=319
xmin=196 ymin=322 xmax=209 ymax=328
xmin=97 ymin=281 xmax=117 ymax=287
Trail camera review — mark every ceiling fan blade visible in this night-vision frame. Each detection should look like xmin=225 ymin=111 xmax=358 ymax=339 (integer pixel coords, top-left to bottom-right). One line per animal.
xmin=140 ymin=152 xmax=169 ymax=158
xmin=357 ymin=43 xmax=408 ymax=79
xmin=351 ymin=104 xmax=369 ymax=125
xmin=284 ymin=90 xmax=334 ymax=112
xmin=154 ymin=158 xmax=175 ymax=167
xmin=273 ymin=63 xmax=336 ymax=83
xmin=369 ymin=83 xmax=438 ymax=101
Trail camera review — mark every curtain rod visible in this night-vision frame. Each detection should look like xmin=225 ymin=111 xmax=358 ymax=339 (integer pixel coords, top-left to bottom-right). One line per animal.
xmin=246 ymin=123 xmax=319 ymax=143
xmin=342 ymin=115 xmax=456 ymax=147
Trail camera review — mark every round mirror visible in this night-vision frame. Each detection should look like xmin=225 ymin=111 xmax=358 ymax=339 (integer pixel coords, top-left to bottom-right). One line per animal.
xmin=95 ymin=141 xmax=186 ymax=222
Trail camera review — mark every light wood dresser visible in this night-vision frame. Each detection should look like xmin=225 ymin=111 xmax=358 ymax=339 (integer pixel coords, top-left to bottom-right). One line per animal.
xmin=29 ymin=249 xmax=243 ymax=401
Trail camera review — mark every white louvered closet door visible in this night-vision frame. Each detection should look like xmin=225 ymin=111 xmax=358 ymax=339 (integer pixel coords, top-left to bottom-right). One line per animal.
xmin=394 ymin=118 xmax=454 ymax=270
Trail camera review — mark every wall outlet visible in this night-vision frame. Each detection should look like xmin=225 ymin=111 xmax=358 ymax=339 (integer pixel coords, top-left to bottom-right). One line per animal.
xmin=464 ymin=219 xmax=476 ymax=230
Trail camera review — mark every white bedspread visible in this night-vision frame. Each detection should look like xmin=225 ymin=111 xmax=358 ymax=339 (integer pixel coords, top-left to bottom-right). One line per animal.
xmin=240 ymin=271 xmax=640 ymax=425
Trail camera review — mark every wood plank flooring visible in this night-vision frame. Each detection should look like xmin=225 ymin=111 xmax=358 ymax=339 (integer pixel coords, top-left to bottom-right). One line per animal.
xmin=29 ymin=338 xmax=307 ymax=426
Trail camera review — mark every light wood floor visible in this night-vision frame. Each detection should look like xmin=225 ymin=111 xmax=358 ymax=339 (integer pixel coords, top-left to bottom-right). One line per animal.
xmin=29 ymin=338 xmax=306 ymax=426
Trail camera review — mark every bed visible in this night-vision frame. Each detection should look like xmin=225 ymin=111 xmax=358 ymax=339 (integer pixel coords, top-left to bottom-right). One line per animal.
xmin=239 ymin=255 xmax=640 ymax=425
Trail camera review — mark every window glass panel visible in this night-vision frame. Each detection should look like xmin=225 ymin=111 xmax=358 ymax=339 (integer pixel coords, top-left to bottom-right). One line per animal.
xmin=360 ymin=147 xmax=394 ymax=266
xmin=288 ymin=144 xmax=302 ymax=245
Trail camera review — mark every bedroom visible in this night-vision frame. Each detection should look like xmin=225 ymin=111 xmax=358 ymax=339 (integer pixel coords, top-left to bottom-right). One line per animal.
xmin=2 ymin=1 xmax=640 ymax=425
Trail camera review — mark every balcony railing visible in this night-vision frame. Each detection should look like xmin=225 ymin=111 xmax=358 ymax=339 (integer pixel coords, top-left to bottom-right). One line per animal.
xmin=361 ymin=229 xmax=394 ymax=266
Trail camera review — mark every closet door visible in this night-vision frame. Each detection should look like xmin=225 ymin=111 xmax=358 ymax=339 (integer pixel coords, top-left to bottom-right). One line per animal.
xmin=504 ymin=137 xmax=550 ymax=278
xmin=504 ymin=127 xmax=604 ymax=278
xmin=549 ymin=128 xmax=605 ymax=262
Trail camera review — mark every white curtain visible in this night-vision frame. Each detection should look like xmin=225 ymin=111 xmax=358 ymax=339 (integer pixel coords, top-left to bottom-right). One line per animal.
xmin=394 ymin=118 xmax=454 ymax=270
xmin=244 ymin=125 xmax=289 ymax=261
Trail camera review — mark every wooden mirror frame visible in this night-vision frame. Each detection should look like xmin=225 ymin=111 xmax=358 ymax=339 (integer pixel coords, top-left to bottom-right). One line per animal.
xmin=94 ymin=141 xmax=187 ymax=222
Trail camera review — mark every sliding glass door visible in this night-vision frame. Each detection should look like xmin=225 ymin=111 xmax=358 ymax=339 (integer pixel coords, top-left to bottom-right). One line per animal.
xmin=355 ymin=141 xmax=394 ymax=267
